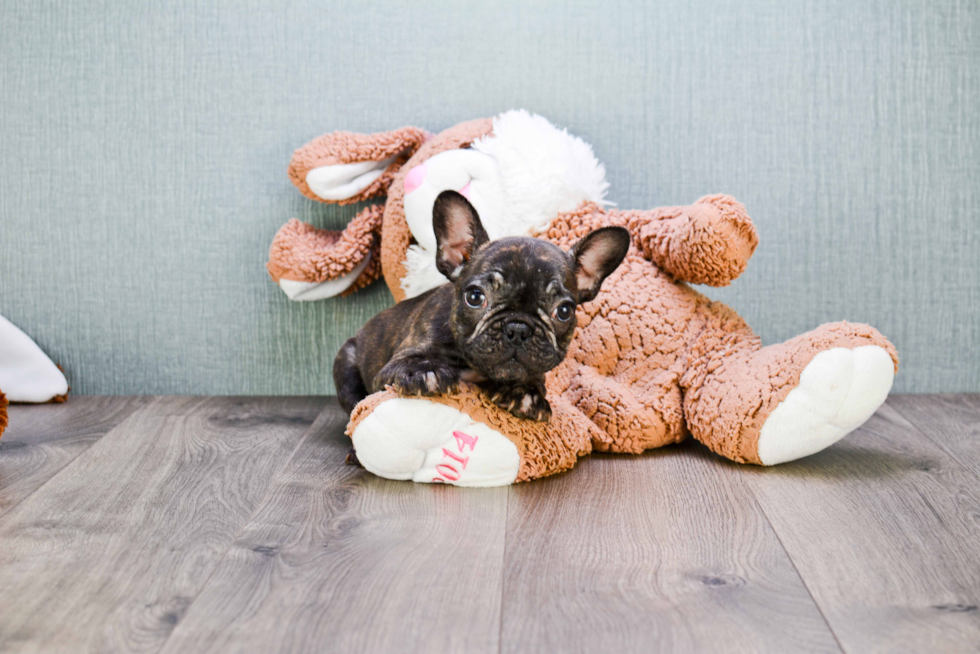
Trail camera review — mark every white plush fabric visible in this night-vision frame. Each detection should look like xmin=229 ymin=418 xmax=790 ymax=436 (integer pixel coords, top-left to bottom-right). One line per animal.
xmin=0 ymin=314 xmax=69 ymax=403
xmin=471 ymin=109 xmax=609 ymax=222
xmin=351 ymin=397 xmax=521 ymax=487
xmin=757 ymin=346 xmax=894 ymax=465
xmin=401 ymin=110 xmax=609 ymax=298
xmin=306 ymin=155 xmax=397 ymax=201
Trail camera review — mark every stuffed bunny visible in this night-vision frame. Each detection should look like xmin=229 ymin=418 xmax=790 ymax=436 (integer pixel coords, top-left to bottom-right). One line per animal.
xmin=268 ymin=110 xmax=897 ymax=486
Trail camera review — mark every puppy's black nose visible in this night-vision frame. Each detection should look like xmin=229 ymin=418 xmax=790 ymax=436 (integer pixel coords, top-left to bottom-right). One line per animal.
xmin=504 ymin=320 xmax=531 ymax=344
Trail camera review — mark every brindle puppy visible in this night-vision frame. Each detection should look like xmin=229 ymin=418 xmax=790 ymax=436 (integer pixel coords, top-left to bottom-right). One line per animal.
xmin=334 ymin=190 xmax=629 ymax=434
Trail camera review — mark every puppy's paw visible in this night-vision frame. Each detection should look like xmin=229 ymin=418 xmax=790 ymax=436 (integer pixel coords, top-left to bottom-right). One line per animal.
xmin=345 ymin=446 xmax=362 ymax=467
xmin=378 ymin=360 xmax=460 ymax=397
xmin=393 ymin=369 xmax=457 ymax=396
xmin=486 ymin=383 xmax=552 ymax=422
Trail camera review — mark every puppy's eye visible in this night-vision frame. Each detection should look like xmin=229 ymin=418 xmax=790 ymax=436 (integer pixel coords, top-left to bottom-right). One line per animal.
xmin=554 ymin=302 xmax=575 ymax=322
xmin=464 ymin=287 xmax=486 ymax=309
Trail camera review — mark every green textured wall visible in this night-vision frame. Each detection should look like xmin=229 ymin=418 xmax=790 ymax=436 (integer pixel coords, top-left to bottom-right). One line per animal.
xmin=1 ymin=0 xmax=977 ymax=394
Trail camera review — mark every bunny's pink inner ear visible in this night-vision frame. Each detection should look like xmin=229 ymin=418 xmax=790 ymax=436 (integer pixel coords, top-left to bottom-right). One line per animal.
xmin=289 ymin=126 xmax=429 ymax=204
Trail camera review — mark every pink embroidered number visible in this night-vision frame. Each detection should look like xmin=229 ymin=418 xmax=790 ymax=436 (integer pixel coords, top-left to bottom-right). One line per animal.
xmin=442 ymin=448 xmax=469 ymax=469
xmin=453 ymin=430 xmax=478 ymax=452
xmin=436 ymin=464 xmax=461 ymax=481
xmin=431 ymin=430 xmax=480 ymax=484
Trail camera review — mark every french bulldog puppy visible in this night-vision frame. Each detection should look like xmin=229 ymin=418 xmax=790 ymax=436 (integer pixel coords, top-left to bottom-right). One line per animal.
xmin=333 ymin=190 xmax=630 ymax=428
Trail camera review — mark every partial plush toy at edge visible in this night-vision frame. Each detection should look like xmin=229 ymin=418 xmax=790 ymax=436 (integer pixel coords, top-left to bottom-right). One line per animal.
xmin=268 ymin=110 xmax=898 ymax=486
xmin=0 ymin=314 xmax=71 ymax=441
xmin=0 ymin=391 xmax=7 ymax=440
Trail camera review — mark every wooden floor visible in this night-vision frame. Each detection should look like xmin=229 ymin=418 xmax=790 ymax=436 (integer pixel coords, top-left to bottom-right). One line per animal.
xmin=0 ymin=396 xmax=977 ymax=653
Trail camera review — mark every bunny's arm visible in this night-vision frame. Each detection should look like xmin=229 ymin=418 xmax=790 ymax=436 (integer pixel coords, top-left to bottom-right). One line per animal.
xmin=616 ymin=194 xmax=758 ymax=287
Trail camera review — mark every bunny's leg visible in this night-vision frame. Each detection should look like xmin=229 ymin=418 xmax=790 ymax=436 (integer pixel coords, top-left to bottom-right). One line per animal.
xmin=554 ymin=364 xmax=685 ymax=454
xmin=682 ymin=314 xmax=898 ymax=465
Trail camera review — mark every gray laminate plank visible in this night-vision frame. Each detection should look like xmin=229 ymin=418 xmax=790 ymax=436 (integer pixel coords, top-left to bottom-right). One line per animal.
xmin=889 ymin=394 xmax=980 ymax=481
xmin=0 ymin=397 xmax=150 ymax=519
xmin=740 ymin=400 xmax=980 ymax=652
xmin=161 ymin=399 xmax=508 ymax=654
xmin=500 ymin=444 xmax=841 ymax=654
xmin=0 ymin=395 xmax=325 ymax=654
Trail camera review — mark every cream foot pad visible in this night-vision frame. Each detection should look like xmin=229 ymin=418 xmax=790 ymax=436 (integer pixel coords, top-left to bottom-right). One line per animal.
xmin=350 ymin=398 xmax=520 ymax=487
xmin=757 ymin=345 xmax=895 ymax=465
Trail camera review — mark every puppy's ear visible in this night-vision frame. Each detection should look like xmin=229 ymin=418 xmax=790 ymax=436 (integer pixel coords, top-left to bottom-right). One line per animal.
xmin=569 ymin=226 xmax=630 ymax=302
xmin=432 ymin=190 xmax=489 ymax=280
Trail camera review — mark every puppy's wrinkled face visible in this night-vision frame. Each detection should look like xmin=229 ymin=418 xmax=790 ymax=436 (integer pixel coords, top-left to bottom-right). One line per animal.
xmin=453 ymin=238 xmax=577 ymax=380
xmin=432 ymin=191 xmax=630 ymax=383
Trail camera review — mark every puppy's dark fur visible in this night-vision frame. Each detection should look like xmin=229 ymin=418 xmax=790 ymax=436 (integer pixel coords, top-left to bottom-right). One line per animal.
xmin=334 ymin=190 xmax=629 ymax=427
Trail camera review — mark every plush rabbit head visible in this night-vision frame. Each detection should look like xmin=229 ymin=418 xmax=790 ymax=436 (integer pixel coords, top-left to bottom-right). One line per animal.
xmin=268 ymin=111 xmax=611 ymax=302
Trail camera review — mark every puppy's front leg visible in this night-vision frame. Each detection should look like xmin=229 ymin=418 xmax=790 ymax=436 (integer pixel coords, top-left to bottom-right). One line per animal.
xmin=375 ymin=356 xmax=460 ymax=397
xmin=481 ymin=378 xmax=552 ymax=423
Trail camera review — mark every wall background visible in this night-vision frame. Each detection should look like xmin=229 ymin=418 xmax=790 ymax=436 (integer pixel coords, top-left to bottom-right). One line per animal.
xmin=1 ymin=0 xmax=977 ymax=395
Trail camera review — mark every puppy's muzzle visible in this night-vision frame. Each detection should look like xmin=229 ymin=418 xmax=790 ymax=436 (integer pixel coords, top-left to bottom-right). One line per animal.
xmin=503 ymin=319 xmax=531 ymax=344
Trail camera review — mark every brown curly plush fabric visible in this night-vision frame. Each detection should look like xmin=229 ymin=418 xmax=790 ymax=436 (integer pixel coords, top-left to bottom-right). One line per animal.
xmin=0 ymin=390 xmax=7 ymax=440
xmin=623 ymin=194 xmax=759 ymax=286
xmin=267 ymin=204 xmax=384 ymax=293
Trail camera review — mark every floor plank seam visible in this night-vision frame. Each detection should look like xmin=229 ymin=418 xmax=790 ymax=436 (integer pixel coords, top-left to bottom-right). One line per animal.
xmin=742 ymin=482 xmax=847 ymax=654
xmin=0 ymin=455 xmax=87 ymax=523
xmin=496 ymin=486 xmax=510 ymax=654
xmin=886 ymin=398 xmax=980 ymax=484
xmin=0 ymin=398 xmax=151 ymax=523
xmin=152 ymin=401 xmax=331 ymax=654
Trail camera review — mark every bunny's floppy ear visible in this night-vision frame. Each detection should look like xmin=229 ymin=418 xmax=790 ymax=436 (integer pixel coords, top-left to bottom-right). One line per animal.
xmin=289 ymin=126 xmax=429 ymax=204
xmin=267 ymin=204 xmax=385 ymax=301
